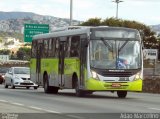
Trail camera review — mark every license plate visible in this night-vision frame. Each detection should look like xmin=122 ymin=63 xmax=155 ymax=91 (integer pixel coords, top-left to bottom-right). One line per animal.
xmin=111 ymin=83 xmax=121 ymax=87
xmin=24 ymin=80 xmax=30 ymax=83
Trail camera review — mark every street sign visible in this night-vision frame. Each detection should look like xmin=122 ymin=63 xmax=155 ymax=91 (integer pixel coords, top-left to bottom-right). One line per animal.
xmin=143 ymin=49 xmax=158 ymax=60
xmin=24 ymin=24 xmax=49 ymax=42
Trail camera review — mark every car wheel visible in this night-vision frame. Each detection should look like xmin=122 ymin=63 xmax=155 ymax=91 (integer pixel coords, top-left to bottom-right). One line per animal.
xmin=4 ymin=83 xmax=8 ymax=88
xmin=34 ymin=87 xmax=38 ymax=90
xmin=11 ymin=82 xmax=15 ymax=89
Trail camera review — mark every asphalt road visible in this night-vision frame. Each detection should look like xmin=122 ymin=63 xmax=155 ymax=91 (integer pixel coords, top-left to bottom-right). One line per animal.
xmin=0 ymin=84 xmax=160 ymax=119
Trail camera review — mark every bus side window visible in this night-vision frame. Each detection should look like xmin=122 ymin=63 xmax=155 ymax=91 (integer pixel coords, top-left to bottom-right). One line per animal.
xmin=48 ymin=38 xmax=56 ymax=57
xmin=55 ymin=38 xmax=59 ymax=58
xmin=31 ymin=41 xmax=37 ymax=58
xmin=65 ymin=37 xmax=70 ymax=57
xmin=70 ymin=36 xmax=80 ymax=57
xmin=44 ymin=39 xmax=48 ymax=58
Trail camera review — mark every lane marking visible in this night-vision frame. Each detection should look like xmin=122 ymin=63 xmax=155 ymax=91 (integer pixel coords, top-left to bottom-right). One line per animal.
xmin=0 ymin=99 xmax=61 ymax=114
xmin=29 ymin=106 xmax=43 ymax=110
xmin=11 ymin=102 xmax=24 ymax=106
xmin=44 ymin=109 xmax=61 ymax=114
xmin=67 ymin=115 xmax=85 ymax=119
xmin=29 ymin=106 xmax=61 ymax=114
xmin=0 ymin=100 xmax=8 ymax=103
xmin=148 ymin=108 xmax=160 ymax=111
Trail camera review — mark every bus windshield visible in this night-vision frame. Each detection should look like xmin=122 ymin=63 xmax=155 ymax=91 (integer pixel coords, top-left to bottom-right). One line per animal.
xmin=90 ymin=39 xmax=141 ymax=69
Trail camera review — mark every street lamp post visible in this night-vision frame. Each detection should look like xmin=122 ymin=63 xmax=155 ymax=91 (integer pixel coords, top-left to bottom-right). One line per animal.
xmin=70 ymin=0 xmax=73 ymax=26
xmin=112 ymin=0 xmax=123 ymax=19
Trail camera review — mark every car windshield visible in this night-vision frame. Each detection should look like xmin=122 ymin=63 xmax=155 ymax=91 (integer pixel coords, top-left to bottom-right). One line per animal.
xmin=90 ymin=39 xmax=141 ymax=69
xmin=0 ymin=68 xmax=9 ymax=73
xmin=14 ymin=67 xmax=30 ymax=74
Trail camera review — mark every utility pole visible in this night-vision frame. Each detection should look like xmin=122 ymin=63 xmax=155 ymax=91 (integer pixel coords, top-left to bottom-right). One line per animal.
xmin=112 ymin=0 xmax=123 ymax=19
xmin=70 ymin=0 xmax=73 ymax=26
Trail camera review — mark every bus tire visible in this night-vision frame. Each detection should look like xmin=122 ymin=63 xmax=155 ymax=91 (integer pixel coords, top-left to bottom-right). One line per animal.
xmin=86 ymin=91 xmax=94 ymax=95
xmin=117 ymin=91 xmax=127 ymax=98
xmin=75 ymin=81 xmax=85 ymax=97
xmin=44 ymin=74 xmax=51 ymax=93
xmin=51 ymin=87 xmax=59 ymax=94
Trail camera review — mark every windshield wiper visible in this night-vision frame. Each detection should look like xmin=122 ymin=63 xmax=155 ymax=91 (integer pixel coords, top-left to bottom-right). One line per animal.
xmin=100 ymin=38 xmax=113 ymax=52
xmin=118 ymin=40 xmax=128 ymax=53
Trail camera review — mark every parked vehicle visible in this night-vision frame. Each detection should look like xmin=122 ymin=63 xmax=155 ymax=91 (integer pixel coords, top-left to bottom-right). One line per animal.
xmin=4 ymin=67 xmax=38 ymax=89
xmin=0 ymin=67 xmax=9 ymax=84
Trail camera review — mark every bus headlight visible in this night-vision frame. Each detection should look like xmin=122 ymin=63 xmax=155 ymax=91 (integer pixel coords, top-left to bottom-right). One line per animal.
xmin=91 ymin=71 xmax=100 ymax=80
xmin=134 ymin=72 xmax=142 ymax=81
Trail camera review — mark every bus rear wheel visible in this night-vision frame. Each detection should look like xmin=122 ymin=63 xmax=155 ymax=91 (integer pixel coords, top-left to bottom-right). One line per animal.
xmin=117 ymin=91 xmax=127 ymax=98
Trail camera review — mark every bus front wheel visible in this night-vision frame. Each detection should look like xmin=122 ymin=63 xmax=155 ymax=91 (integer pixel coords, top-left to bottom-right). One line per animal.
xmin=117 ymin=91 xmax=127 ymax=98
xmin=75 ymin=81 xmax=85 ymax=97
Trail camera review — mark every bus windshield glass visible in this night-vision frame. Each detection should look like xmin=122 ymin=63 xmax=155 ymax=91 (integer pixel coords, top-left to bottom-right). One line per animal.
xmin=94 ymin=29 xmax=140 ymax=39
xmin=90 ymin=39 xmax=141 ymax=70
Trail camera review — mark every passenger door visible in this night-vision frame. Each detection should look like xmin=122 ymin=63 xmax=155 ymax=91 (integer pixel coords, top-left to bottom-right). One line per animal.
xmin=58 ymin=37 xmax=67 ymax=87
xmin=36 ymin=43 xmax=43 ymax=85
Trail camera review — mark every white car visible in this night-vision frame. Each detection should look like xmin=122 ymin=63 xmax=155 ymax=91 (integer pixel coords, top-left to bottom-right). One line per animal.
xmin=4 ymin=67 xmax=38 ymax=89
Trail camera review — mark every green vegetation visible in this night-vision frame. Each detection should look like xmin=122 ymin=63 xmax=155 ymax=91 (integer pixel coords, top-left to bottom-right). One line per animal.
xmin=0 ymin=31 xmax=23 ymax=42
xmin=0 ymin=47 xmax=31 ymax=61
xmin=16 ymin=47 xmax=31 ymax=60
xmin=0 ymin=49 xmax=10 ymax=55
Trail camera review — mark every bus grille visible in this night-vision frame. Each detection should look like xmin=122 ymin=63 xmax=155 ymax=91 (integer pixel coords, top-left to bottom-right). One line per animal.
xmin=100 ymin=71 xmax=134 ymax=77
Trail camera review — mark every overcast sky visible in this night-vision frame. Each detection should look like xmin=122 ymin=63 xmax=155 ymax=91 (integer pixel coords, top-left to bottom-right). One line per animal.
xmin=0 ymin=0 xmax=160 ymax=25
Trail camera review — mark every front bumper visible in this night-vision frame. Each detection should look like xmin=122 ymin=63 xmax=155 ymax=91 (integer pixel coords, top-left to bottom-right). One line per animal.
xmin=85 ymin=78 xmax=142 ymax=91
xmin=14 ymin=82 xmax=38 ymax=87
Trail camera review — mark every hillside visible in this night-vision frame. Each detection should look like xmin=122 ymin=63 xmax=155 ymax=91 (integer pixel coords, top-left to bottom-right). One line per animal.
xmin=0 ymin=11 xmax=81 ymax=34
xmin=0 ymin=11 xmax=36 ymax=20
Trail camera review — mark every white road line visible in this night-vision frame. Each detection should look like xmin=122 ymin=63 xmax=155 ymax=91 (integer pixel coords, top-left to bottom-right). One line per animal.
xmin=11 ymin=102 xmax=24 ymax=106
xmin=1 ymin=99 xmax=61 ymax=114
xmin=67 ymin=115 xmax=85 ymax=119
xmin=148 ymin=107 xmax=160 ymax=111
xmin=29 ymin=106 xmax=61 ymax=114
xmin=29 ymin=106 xmax=43 ymax=110
xmin=0 ymin=100 xmax=8 ymax=103
xmin=44 ymin=109 xmax=61 ymax=114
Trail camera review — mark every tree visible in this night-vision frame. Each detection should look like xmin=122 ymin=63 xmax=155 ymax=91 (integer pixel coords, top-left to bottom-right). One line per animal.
xmin=16 ymin=47 xmax=31 ymax=60
xmin=0 ymin=49 xmax=10 ymax=55
xmin=81 ymin=18 xmax=101 ymax=26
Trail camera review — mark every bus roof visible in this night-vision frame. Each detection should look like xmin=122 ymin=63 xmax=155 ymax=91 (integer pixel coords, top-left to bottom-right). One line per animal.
xmin=32 ymin=26 xmax=138 ymax=40
xmin=32 ymin=27 xmax=90 ymax=40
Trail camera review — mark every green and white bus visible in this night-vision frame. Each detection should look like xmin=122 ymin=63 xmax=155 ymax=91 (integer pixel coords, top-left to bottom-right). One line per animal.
xmin=30 ymin=26 xmax=143 ymax=98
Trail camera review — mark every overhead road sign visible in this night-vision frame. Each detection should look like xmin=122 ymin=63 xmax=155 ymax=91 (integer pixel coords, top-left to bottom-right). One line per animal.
xmin=24 ymin=24 xmax=49 ymax=42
